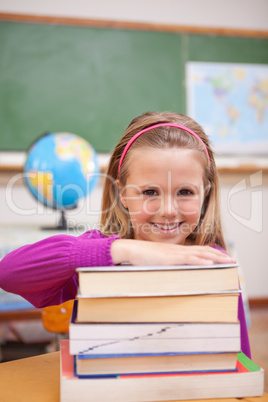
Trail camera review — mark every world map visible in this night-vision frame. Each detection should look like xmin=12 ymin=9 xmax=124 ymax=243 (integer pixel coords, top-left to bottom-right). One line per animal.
xmin=186 ymin=62 xmax=268 ymax=154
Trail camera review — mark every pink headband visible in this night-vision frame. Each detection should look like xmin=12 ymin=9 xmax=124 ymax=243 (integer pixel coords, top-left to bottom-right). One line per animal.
xmin=118 ymin=123 xmax=210 ymax=174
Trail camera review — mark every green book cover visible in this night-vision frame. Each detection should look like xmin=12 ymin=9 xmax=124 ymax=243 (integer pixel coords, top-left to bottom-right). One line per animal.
xmin=237 ymin=352 xmax=261 ymax=372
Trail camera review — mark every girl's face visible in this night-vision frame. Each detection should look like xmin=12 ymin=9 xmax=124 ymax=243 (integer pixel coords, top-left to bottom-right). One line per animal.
xmin=119 ymin=147 xmax=205 ymax=245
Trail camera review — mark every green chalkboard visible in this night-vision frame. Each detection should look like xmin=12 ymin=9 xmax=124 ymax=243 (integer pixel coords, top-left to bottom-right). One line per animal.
xmin=0 ymin=20 xmax=267 ymax=152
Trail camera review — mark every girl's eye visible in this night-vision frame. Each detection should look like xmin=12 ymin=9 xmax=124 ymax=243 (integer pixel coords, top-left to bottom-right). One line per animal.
xmin=143 ymin=189 xmax=158 ymax=196
xmin=178 ymin=189 xmax=193 ymax=196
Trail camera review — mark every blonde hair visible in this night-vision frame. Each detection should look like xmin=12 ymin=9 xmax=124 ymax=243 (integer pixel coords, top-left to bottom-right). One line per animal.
xmin=100 ymin=111 xmax=226 ymax=250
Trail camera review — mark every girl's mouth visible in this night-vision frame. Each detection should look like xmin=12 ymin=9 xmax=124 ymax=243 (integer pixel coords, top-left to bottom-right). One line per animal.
xmin=151 ymin=222 xmax=182 ymax=232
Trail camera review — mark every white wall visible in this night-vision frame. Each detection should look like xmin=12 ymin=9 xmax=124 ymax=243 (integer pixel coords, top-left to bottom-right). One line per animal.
xmin=0 ymin=0 xmax=267 ymax=299
xmin=219 ymin=172 xmax=268 ymax=299
xmin=0 ymin=180 xmax=103 ymax=231
xmin=1 ymin=0 xmax=268 ymax=31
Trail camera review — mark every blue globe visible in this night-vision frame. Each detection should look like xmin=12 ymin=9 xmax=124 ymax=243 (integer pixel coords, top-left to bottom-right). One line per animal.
xmin=24 ymin=132 xmax=99 ymax=210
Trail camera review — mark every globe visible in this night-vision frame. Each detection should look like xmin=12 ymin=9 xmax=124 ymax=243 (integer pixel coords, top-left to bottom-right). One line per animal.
xmin=24 ymin=132 xmax=99 ymax=225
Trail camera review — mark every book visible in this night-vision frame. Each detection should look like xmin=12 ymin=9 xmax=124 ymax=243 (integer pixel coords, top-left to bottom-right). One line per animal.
xmin=77 ymin=263 xmax=239 ymax=297
xmin=75 ymin=351 xmax=238 ymax=377
xmin=69 ymin=300 xmax=241 ymax=355
xmin=60 ymin=340 xmax=264 ymax=401
xmin=76 ymin=292 xmax=240 ymax=323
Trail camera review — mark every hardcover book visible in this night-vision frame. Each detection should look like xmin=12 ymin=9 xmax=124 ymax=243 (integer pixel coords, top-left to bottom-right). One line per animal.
xmin=74 ymin=351 xmax=238 ymax=377
xmin=76 ymin=292 xmax=240 ymax=323
xmin=76 ymin=263 xmax=239 ymax=297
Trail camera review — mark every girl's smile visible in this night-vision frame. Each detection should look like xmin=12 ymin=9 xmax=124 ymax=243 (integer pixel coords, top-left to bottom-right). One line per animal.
xmin=119 ymin=148 xmax=205 ymax=245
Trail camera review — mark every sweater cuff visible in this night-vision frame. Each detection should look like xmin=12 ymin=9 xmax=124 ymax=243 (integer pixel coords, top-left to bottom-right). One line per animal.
xmin=71 ymin=235 xmax=121 ymax=268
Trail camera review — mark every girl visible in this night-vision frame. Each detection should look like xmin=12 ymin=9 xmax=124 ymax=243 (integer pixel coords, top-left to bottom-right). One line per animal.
xmin=0 ymin=111 xmax=250 ymax=357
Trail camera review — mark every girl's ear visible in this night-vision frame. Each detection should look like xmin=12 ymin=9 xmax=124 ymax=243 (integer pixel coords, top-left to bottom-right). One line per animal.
xmin=115 ymin=179 xmax=128 ymax=209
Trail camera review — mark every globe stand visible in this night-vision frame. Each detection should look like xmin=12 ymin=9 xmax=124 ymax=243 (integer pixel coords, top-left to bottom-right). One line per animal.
xmin=42 ymin=209 xmax=75 ymax=231
xmin=57 ymin=210 xmax=68 ymax=230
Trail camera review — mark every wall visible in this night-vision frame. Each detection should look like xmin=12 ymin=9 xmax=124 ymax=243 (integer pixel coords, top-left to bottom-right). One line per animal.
xmin=0 ymin=0 xmax=267 ymax=299
xmin=1 ymin=0 xmax=268 ymax=31
xmin=219 ymin=172 xmax=268 ymax=299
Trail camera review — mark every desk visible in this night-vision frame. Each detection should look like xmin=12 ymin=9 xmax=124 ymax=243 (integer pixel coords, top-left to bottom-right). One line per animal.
xmin=0 ymin=352 xmax=267 ymax=402
xmin=0 ymin=352 xmax=60 ymax=402
xmin=0 ymin=309 xmax=41 ymax=322
xmin=0 ymin=309 xmax=45 ymax=362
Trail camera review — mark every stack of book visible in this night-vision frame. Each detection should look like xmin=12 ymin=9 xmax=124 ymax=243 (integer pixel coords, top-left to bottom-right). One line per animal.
xmin=60 ymin=263 xmax=264 ymax=401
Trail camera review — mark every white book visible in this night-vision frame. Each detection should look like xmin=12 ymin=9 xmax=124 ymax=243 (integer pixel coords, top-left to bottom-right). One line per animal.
xmin=69 ymin=301 xmax=241 ymax=355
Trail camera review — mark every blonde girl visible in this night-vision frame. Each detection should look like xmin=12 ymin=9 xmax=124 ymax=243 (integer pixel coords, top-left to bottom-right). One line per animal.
xmin=0 ymin=111 xmax=250 ymax=357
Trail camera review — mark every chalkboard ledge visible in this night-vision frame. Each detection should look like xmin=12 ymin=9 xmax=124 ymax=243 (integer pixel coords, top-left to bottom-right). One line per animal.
xmin=0 ymin=152 xmax=110 ymax=174
xmin=0 ymin=151 xmax=268 ymax=176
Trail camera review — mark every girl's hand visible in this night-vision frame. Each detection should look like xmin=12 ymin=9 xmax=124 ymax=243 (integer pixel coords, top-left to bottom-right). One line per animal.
xmin=111 ymin=239 xmax=236 ymax=266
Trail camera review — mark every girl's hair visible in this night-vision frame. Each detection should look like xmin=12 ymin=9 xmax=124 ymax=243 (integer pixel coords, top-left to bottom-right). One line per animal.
xmin=100 ymin=111 xmax=226 ymax=250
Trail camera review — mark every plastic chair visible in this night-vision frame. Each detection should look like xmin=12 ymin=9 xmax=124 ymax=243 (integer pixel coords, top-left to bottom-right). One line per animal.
xmin=41 ymin=300 xmax=74 ymax=349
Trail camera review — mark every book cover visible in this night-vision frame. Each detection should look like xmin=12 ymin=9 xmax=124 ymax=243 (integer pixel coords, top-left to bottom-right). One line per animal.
xmin=74 ymin=350 xmax=238 ymax=377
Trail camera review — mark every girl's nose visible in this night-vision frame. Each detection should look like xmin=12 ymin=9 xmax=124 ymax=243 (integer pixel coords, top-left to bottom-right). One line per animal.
xmin=160 ymin=195 xmax=178 ymax=218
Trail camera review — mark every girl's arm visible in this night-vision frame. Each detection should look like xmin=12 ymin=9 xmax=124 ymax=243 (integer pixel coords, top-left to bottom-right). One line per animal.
xmin=0 ymin=233 xmax=234 ymax=309
xmin=111 ymin=239 xmax=236 ymax=266
xmin=0 ymin=230 xmax=119 ymax=308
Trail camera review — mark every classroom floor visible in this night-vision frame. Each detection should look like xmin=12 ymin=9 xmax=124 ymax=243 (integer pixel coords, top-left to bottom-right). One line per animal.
xmin=0 ymin=305 xmax=267 ymax=392
xmin=248 ymin=305 xmax=268 ymax=392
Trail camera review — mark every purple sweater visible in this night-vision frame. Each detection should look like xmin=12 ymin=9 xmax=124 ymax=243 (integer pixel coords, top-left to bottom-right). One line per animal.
xmin=0 ymin=229 xmax=251 ymax=358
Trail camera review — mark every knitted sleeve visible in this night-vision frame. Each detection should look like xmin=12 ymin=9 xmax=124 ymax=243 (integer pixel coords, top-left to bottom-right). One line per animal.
xmin=0 ymin=230 xmax=120 ymax=308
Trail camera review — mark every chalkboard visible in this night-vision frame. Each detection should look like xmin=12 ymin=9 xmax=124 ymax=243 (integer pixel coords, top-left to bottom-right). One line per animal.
xmin=0 ymin=19 xmax=268 ymax=152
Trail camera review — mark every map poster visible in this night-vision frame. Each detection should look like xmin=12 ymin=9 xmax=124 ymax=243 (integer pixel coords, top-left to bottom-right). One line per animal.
xmin=186 ymin=62 xmax=268 ymax=154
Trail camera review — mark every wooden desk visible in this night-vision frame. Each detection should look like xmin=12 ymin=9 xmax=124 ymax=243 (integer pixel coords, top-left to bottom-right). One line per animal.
xmin=0 ymin=309 xmax=41 ymax=322
xmin=0 ymin=352 xmax=60 ymax=402
xmin=0 ymin=352 xmax=267 ymax=402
